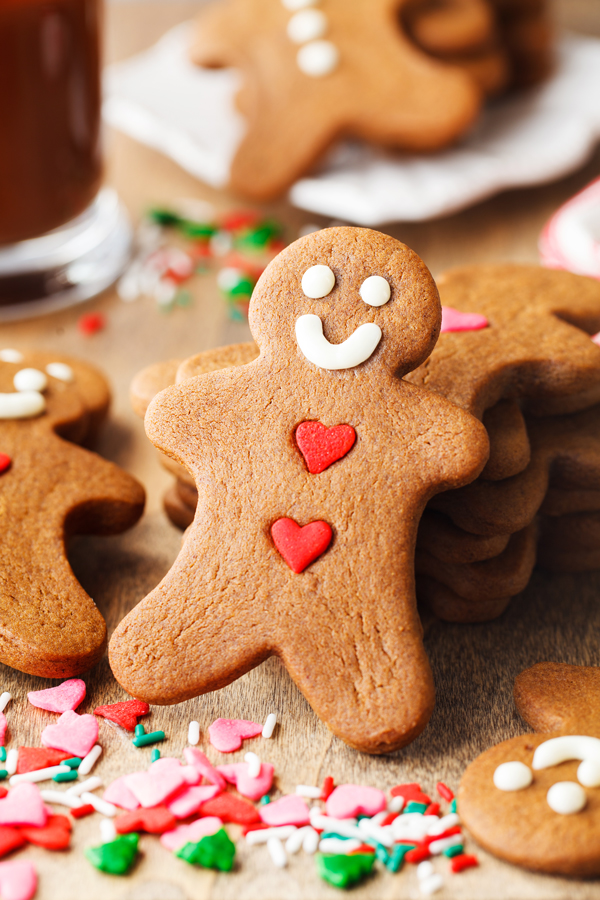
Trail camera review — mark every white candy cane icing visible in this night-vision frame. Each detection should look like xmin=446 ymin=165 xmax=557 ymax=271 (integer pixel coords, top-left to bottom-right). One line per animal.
xmin=532 ymin=735 xmax=600 ymax=770
xmin=13 ymin=368 xmax=48 ymax=393
xmin=301 ymin=265 xmax=335 ymax=299
xmin=46 ymin=362 xmax=74 ymax=383
xmin=546 ymin=781 xmax=586 ymax=815
xmin=493 ymin=760 xmax=532 ymax=792
xmin=295 ymin=314 xmax=381 ymax=370
xmin=0 ymin=392 xmax=46 ymax=420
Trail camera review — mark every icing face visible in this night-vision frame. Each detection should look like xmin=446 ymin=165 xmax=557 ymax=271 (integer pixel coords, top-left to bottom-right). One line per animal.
xmin=0 ymin=359 xmax=74 ymax=421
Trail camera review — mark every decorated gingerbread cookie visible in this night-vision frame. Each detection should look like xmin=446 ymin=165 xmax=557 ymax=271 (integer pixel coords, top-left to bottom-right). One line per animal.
xmin=190 ymin=0 xmax=482 ymax=199
xmin=459 ymin=663 xmax=600 ymax=876
xmin=0 ymin=350 xmax=145 ymax=677
xmin=112 ymin=227 xmax=489 ymax=753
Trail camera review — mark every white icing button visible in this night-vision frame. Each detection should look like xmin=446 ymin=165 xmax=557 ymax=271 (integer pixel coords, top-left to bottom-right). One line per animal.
xmin=532 ymin=735 xmax=600 ymax=770
xmin=577 ymin=759 xmax=600 ymax=787
xmin=13 ymin=368 xmax=48 ymax=393
xmin=282 ymin=0 xmax=318 ymax=8
xmin=0 ymin=392 xmax=46 ymax=420
xmin=360 ymin=275 xmax=391 ymax=307
xmin=295 ymin=314 xmax=382 ymax=370
xmin=287 ymin=9 xmax=327 ymax=44
xmin=0 ymin=349 xmax=24 ymax=364
xmin=301 ymin=265 xmax=335 ymax=299
xmin=546 ymin=781 xmax=586 ymax=815
xmin=493 ymin=761 xmax=533 ymax=792
xmin=297 ymin=40 xmax=339 ymax=77
xmin=46 ymin=362 xmax=74 ymax=383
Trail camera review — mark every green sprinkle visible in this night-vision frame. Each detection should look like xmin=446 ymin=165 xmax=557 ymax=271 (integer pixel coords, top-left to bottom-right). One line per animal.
xmin=386 ymin=843 xmax=415 ymax=873
xmin=175 ymin=290 xmax=192 ymax=307
xmin=237 ymin=221 xmax=281 ymax=251
xmin=259 ymin=794 xmax=270 ymax=806
xmin=85 ymin=834 xmax=139 ymax=875
xmin=0 ymin=770 xmax=8 ymax=781
xmin=180 ymin=222 xmax=216 ymax=240
xmin=148 ymin=209 xmax=182 ymax=228
xmin=175 ymin=829 xmax=235 ymax=871
xmin=320 ymin=832 xmax=352 ymax=841
xmin=228 ymin=278 xmax=254 ymax=298
xmin=405 ymin=801 xmax=428 ymax=814
xmin=0 ymin=749 xmax=6 ymax=763
xmin=134 ymin=724 xmax=145 ymax=738
xmin=64 ymin=758 xmax=82 ymax=769
xmin=53 ymin=770 xmax=78 ymax=782
xmin=151 ymin=748 xmax=161 ymax=762
xmin=375 ymin=844 xmax=389 ymax=865
xmin=444 ymin=844 xmax=464 ymax=858
xmin=316 ymin=853 xmax=375 ymax=889
xmin=133 ymin=730 xmax=165 ymax=748
xmin=450 ymin=799 xmax=457 ymax=813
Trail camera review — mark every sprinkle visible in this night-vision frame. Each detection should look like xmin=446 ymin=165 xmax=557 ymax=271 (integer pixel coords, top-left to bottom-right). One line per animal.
xmin=0 ymin=751 xmax=5 ymax=764
xmin=285 ymin=825 xmax=312 ymax=854
xmin=115 ymin=806 xmax=176 ymax=835
xmin=262 ymin=713 xmax=277 ymax=739
xmin=208 ymin=719 xmax=263 ymax=753
xmin=246 ymin=825 xmax=297 ymax=845
xmin=386 ymin=843 xmax=414 ymax=873
xmin=63 ymin=758 xmax=82 ymax=769
xmin=0 ymin=861 xmax=37 ymax=900
xmin=420 ymin=873 xmax=444 ymax=895
xmin=28 ymin=679 xmax=86 ymax=713
xmin=94 ymin=700 xmax=150 ymax=732
xmin=267 ymin=836 xmax=287 ymax=868
xmin=70 ymin=804 xmax=95 ymax=819
xmin=390 ymin=783 xmax=431 ymax=806
xmin=418 ymin=860 xmax=434 ymax=880
xmin=100 ymin=818 xmax=117 ymax=844
xmin=53 ymin=770 xmax=78 ymax=783
xmin=217 ymin=761 xmax=274 ymax=801
xmin=260 ymin=795 xmax=270 ymax=805
xmin=134 ymin=724 xmax=145 ymax=738
xmin=16 ymin=748 xmax=70 ymax=775
xmin=260 ymin=794 xmax=310 ymax=827
xmin=429 ymin=835 xmax=464 ymax=855
xmin=450 ymin=853 xmax=479 ymax=873
xmin=66 ymin=776 xmax=103 ymax=797
xmin=425 ymin=803 xmax=441 ymax=816
xmin=78 ymin=745 xmax=103 ymax=777
xmin=309 ymin=813 xmax=361 ymax=840
xmin=428 ymin=813 xmax=460 ymax=836
xmin=5 ymin=751 xmax=17 ymax=777
xmin=0 ymin=456 xmax=10 ymax=476
xmin=296 ymin=785 xmax=322 ymax=799
xmin=175 ymin=828 xmax=236 ymax=871
xmin=302 ymin=827 xmax=320 ymax=854
xmin=133 ymin=730 xmax=165 ymax=748
xmin=450 ymin=799 xmax=457 ymax=813
xmin=161 ymin=817 xmax=222 ymax=851
xmin=0 ymin=826 xmax=26 ymax=858
xmin=40 ymin=791 xmax=83 ymax=809
xmin=78 ymin=312 xmax=105 ymax=336
xmin=406 ymin=801 xmax=428 ymax=814
xmin=326 ymin=784 xmax=386 ymax=820
xmin=125 ymin=768 xmax=186 ymax=809
xmin=85 ymin=834 xmax=138 ymax=875
xmin=443 ymin=844 xmax=464 ymax=858
xmin=9 ymin=765 xmax=70 ymax=786
xmin=188 ymin=721 xmax=200 ymax=745
xmin=436 ymin=782 xmax=454 ymax=802
xmin=184 ymin=748 xmax=227 ymax=789
xmin=320 ymin=837 xmax=363 ymax=855
xmin=151 ymin=748 xmax=160 ymax=763
xmin=387 ymin=795 xmax=405 ymax=813
xmin=0 ymin=774 xmax=6 ymax=782
xmin=316 ymin=852 xmax=375 ymax=889
xmin=320 ymin=775 xmax=334 ymax=800
xmin=41 ymin=711 xmax=98 ymax=759
xmin=80 ymin=792 xmax=117 ymax=818
xmin=0 ymin=694 xmax=11 ymax=715
xmin=245 ymin=752 xmax=261 ymax=779
xmin=0 ymin=784 xmax=47 ymax=827
xmin=199 ymin=793 xmax=260 ymax=825
xmin=405 ymin=846 xmax=431 ymax=864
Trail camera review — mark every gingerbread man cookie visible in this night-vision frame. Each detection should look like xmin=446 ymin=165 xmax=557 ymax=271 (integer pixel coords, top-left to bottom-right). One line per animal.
xmin=111 ymin=227 xmax=488 ymax=753
xmin=190 ymin=0 xmax=482 ymax=199
xmin=460 ymin=663 xmax=600 ymax=876
xmin=0 ymin=350 xmax=145 ymax=677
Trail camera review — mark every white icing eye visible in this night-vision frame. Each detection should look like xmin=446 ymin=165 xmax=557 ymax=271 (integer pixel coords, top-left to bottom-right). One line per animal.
xmin=287 ymin=9 xmax=327 ymax=44
xmin=282 ymin=0 xmax=317 ymax=8
xmin=46 ymin=362 xmax=74 ymax=383
xmin=360 ymin=275 xmax=391 ymax=307
xmin=493 ymin=761 xmax=532 ymax=791
xmin=302 ymin=265 xmax=335 ymax=299
xmin=13 ymin=368 xmax=48 ymax=393
xmin=546 ymin=781 xmax=586 ymax=815
xmin=0 ymin=349 xmax=24 ymax=363
xmin=297 ymin=40 xmax=339 ymax=77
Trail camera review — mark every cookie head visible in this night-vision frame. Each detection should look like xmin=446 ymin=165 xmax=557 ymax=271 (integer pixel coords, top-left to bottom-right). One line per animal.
xmin=248 ymin=227 xmax=441 ymax=377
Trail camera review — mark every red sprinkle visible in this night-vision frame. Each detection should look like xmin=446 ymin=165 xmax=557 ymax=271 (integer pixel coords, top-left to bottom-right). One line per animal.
xmin=424 ymin=826 xmax=462 ymax=846
xmin=221 ymin=211 xmax=260 ymax=232
xmin=436 ymin=782 xmax=454 ymax=802
xmin=379 ymin=812 xmax=399 ymax=827
xmin=199 ymin=793 xmax=261 ymax=825
xmin=349 ymin=844 xmax=376 ymax=855
xmin=424 ymin=803 xmax=440 ymax=816
xmin=242 ymin=823 xmax=270 ymax=837
xmin=17 ymin=747 xmax=71 ymax=775
xmin=390 ymin=783 xmax=431 ymax=805
xmin=405 ymin=846 xmax=431 ymax=864
xmin=94 ymin=700 xmax=150 ymax=732
xmin=0 ymin=454 xmax=11 ymax=475
xmin=19 ymin=815 xmax=71 ymax=850
xmin=70 ymin=804 xmax=94 ymax=819
xmin=115 ymin=806 xmax=175 ymax=835
xmin=451 ymin=854 xmax=479 ymax=874
xmin=320 ymin=776 xmax=335 ymax=800
xmin=0 ymin=788 xmax=8 ymax=800
xmin=0 ymin=826 xmax=26 ymax=858
xmin=78 ymin=312 xmax=105 ymax=335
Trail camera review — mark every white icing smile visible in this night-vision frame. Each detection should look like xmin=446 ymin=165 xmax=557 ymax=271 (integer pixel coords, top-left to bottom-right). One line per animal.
xmin=295 ymin=314 xmax=381 ymax=370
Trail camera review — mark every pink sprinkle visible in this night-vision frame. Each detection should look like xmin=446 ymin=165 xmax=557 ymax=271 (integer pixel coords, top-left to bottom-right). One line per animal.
xmin=0 ymin=713 xmax=7 ymax=747
xmin=28 ymin=679 xmax=86 ymax=713
xmin=184 ymin=747 xmax=227 ymax=789
xmin=0 ymin=860 xmax=37 ymax=900
xmin=149 ymin=758 xmax=200 ymax=785
xmin=592 ymin=332 xmax=600 ymax=347
xmin=217 ymin=762 xmax=274 ymax=801
xmin=124 ymin=768 xmax=187 ymax=809
xmin=440 ymin=306 xmax=488 ymax=334
xmin=160 ymin=816 xmax=223 ymax=852
xmin=0 ymin=784 xmax=47 ymax=827
xmin=103 ymin=777 xmax=140 ymax=811
xmin=326 ymin=785 xmax=387 ymax=820
xmin=259 ymin=794 xmax=310 ymax=827
xmin=41 ymin=710 xmax=98 ymax=758
xmin=167 ymin=784 xmax=221 ymax=819
xmin=208 ymin=718 xmax=263 ymax=753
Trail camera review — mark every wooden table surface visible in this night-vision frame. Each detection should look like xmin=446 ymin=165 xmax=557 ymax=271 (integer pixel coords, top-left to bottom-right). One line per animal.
xmin=3 ymin=1 xmax=600 ymax=897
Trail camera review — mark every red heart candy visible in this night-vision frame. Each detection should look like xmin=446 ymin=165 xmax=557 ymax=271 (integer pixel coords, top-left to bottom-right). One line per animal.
xmin=17 ymin=748 xmax=71 ymax=775
xmin=0 ymin=455 xmax=10 ymax=475
xmin=199 ymin=793 xmax=260 ymax=825
xmin=94 ymin=699 xmax=150 ymax=732
xmin=295 ymin=422 xmax=356 ymax=474
xmin=115 ymin=806 xmax=176 ymax=835
xmin=271 ymin=518 xmax=332 ymax=573
xmin=19 ymin=815 xmax=71 ymax=850
xmin=0 ymin=827 xmax=26 ymax=858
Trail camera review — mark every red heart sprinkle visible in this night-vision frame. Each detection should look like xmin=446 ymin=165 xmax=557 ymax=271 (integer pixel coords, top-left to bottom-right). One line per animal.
xmin=19 ymin=815 xmax=71 ymax=850
xmin=295 ymin=422 xmax=356 ymax=474
xmin=16 ymin=748 xmax=72 ymax=776
xmin=0 ymin=455 xmax=10 ymax=475
xmin=115 ymin=806 xmax=176 ymax=835
xmin=0 ymin=827 xmax=26 ymax=858
xmin=271 ymin=518 xmax=332 ymax=573
xmin=94 ymin=700 xmax=150 ymax=732
xmin=199 ymin=793 xmax=260 ymax=825
xmin=390 ymin=783 xmax=431 ymax=805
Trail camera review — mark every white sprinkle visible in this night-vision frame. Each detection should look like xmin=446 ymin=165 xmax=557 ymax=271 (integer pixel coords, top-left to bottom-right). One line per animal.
xmin=267 ymin=836 xmax=287 ymax=868
xmin=387 ymin=795 xmax=405 ymax=813
xmin=420 ymin=873 xmax=444 ymax=895
xmin=417 ymin=860 xmax=434 ymax=881
xmin=78 ymin=745 xmax=102 ymax=777
xmin=427 ymin=812 xmax=460 ymax=836
xmin=302 ymin=826 xmax=320 ymax=854
xmin=245 ymin=752 xmax=261 ymax=779
xmin=357 ymin=817 xmax=394 ymax=847
xmin=216 ymin=267 xmax=244 ymax=292
xmin=285 ymin=826 xmax=311 ymax=854
xmin=66 ymin=776 xmax=103 ymax=797
xmin=81 ymin=792 xmax=116 ymax=817
xmin=100 ymin=818 xmax=117 ymax=843
xmin=429 ymin=835 xmax=463 ymax=855
xmin=5 ymin=749 xmax=18 ymax=776
xmin=45 ymin=362 xmax=74 ymax=383
xmin=116 ymin=270 xmax=141 ymax=302
xmin=187 ymin=721 xmax=200 ymax=746
xmin=370 ymin=811 xmax=388 ymax=826
xmin=0 ymin=350 xmax=23 ymax=363
xmin=310 ymin=813 xmax=361 ymax=840
xmin=319 ymin=837 xmax=362 ymax=855
xmin=246 ymin=825 xmax=297 ymax=845
xmin=9 ymin=765 xmax=70 ymax=786
xmin=13 ymin=368 xmax=47 ymax=393
xmin=296 ymin=784 xmax=321 ymax=798
xmin=392 ymin=812 xmax=431 ymax=842
xmin=153 ymin=278 xmax=177 ymax=307
xmin=262 ymin=713 xmax=277 ymax=739
xmin=0 ymin=693 xmax=11 ymax=713
xmin=40 ymin=790 xmax=83 ymax=809
xmin=209 ymin=230 xmax=233 ymax=257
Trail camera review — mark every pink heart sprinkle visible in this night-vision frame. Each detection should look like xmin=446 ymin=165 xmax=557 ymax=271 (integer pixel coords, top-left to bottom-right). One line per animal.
xmin=326 ymin=784 xmax=387 ymax=819
xmin=28 ymin=679 xmax=86 ymax=713
xmin=208 ymin=719 xmax=263 ymax=753
xmin=149 ymin=758 xmax=200 ymax=786
xmin=0 ymin=860 xmax=37 ymax=900
xmin=440 ymin=306 xmax=488 ymax=334
xmin=0 ymin=784 xmax=47 ymax=827
xmin=260 ymin=794 xmax=310 ymax=827
xmin=167 ymin=784 xmax=221 ymax=819
xmin=184 ymin=748 xmax=227 ymax=789
xmin=124 ymin=768 xmax=187 ymax=809
xmin=217 ymin=762 xmax=274 ymax=802
xmin=103 ymin=777 xmax=140 ymax=811
xmin=0 ymin=712 xmax=7 ymax=747
xmin=160 ymin=816 xmax=223 ymax=852
xmin=41 ymin=710 xmax=98 ymax=758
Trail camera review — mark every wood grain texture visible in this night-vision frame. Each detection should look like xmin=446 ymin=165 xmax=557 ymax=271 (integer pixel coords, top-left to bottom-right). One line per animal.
xmin=0 ymin=0 xmax=598 ymax=896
